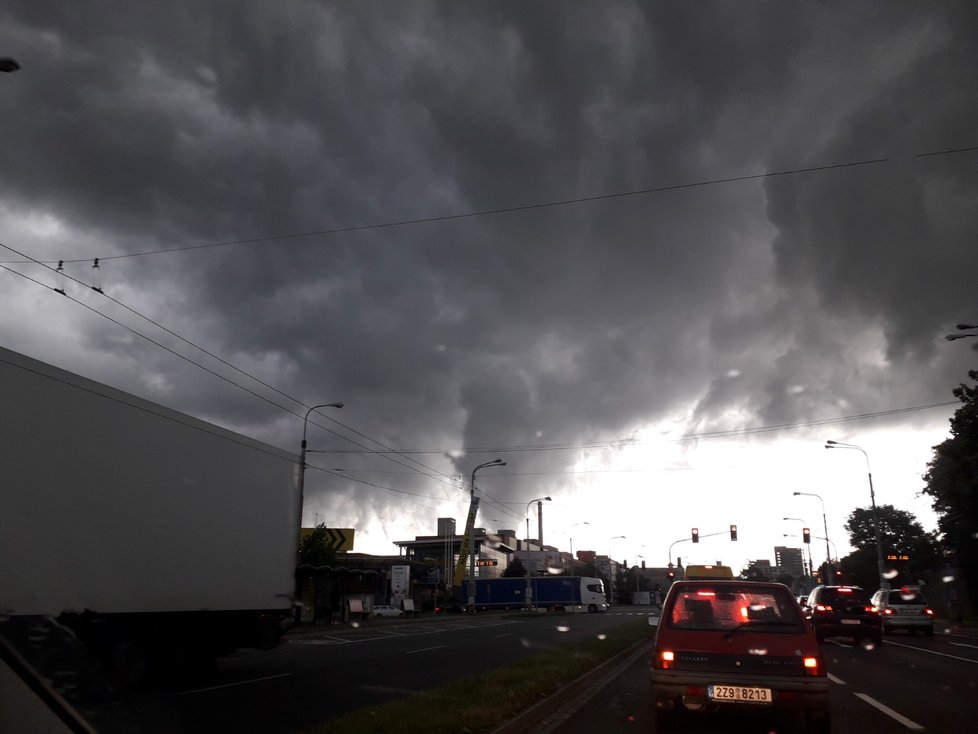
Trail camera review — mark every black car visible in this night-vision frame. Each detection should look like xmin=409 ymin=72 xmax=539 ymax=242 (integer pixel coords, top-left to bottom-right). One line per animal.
xmin=805 ymin=585 xmax=882 ymax=645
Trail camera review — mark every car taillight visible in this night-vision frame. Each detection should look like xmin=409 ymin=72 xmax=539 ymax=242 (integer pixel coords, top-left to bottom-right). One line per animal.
xmin=653 ymin=650 xmax=675 ymax=670
xmin=924 ymin=608 xmax=935 ymax=616
xmin=864 ymin=606 xmax=879 ymax=614
xmin=883 ymin=608 xmax=894 ymax=615
xmin=814 ymin=604 xmax=832 ymax=613
xmin=803 ymin=656 xmax=822 ymax=677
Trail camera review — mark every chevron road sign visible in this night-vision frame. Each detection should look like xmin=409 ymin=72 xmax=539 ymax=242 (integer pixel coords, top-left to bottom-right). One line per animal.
xmin=300 ymin=527 xmax=355 ymax=551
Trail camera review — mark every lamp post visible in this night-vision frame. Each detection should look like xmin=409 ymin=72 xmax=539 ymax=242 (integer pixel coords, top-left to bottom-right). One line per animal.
xmin=469 ymin=459 xmax=506 ymax=595
xmin=825 ymin=440 xmax=886 ymax=589
xmin=792 ymin=492 xmax=832 ymax=570
xmin=297 ymin=402 xmax=344 ymax=536
xmin=524 ymin=496 xmax=552 ymax=549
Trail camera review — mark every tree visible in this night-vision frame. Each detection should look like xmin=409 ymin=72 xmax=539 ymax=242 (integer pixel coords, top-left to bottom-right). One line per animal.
xmin=842 ymin=505 xmax=940 ymax=590
xmin=503 ymin=558 xmax=528 ymax=577
xmin=922 ymin=369 xmax=978 ymax=609
xmin=298 ymin=524 xmax=338 ymax=568
xmin=740 ymin=561 xmax=768 ymax=581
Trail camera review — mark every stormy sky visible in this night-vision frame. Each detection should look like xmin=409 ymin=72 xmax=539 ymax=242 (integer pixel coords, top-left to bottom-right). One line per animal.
xmin=2 ymin=1 xmax=976 ymax=570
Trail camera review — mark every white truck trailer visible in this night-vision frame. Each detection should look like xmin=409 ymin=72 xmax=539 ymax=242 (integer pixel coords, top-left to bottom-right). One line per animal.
xmin=0 ymin=346 xmax=301 ymax=683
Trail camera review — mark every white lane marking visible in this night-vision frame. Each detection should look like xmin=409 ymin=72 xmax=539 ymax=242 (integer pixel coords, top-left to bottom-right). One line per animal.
xmin=179 ymin=673 xmax=293 ymax=695
xmin=827 ymin=673 xmax=846 ymax=685
xmin=887 ymin=639 xmax=978 ymax=664
xmin=853 ymin=692 xmax=924 ymax=731
xmin=950 ymin=641 xmax=978 ymax=649
xmin=405 ymin=645 xmax=446 ymax=655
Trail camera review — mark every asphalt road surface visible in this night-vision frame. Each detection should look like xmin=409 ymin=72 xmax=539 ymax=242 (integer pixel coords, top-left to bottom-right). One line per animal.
xmin=538 ymin=628 xmax=978 ymax=734
xmin=121 ymin=608 xmax=650 ymax=733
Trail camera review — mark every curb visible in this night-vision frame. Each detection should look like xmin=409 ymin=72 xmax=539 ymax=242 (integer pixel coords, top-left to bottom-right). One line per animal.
xmin=490 ymin=636 xmax=652 ymax=734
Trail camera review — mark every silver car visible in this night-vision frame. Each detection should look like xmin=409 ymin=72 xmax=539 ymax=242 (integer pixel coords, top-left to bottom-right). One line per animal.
xmin=371 ymin=604 xmax=403 ymax=618
xmin=871 ymin=588 xmax=935 ymax=636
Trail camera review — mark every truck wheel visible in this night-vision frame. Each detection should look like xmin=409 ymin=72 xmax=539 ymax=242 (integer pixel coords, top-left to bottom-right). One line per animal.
xmin=108 ymin=637 xmax=151 ymax=690
xmin=588 ymin=603 xmax=598 ymax=613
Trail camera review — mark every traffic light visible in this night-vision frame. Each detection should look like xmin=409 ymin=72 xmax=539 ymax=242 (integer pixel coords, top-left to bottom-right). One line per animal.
xmin=802 ymin=527 xmax=811 ymax=544
xmin=666 ymin=570 xmax=675 ymax=581
xmin=730 ymin=524 xmax=738 ymax=542
xmin=691 ymin=528 xmax=699 ymax=543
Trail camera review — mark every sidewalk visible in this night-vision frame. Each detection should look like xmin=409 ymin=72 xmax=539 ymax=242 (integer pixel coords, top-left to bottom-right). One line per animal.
xmin=936 ymin=618 xmax=978 ymax=637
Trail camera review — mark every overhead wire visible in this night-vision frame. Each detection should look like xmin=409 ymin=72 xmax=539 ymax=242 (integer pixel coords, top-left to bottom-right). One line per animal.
xmin=1 ymin=145 xmax=973 ymax=266
xmin=0 ymin=247 xmax=466 ymax=495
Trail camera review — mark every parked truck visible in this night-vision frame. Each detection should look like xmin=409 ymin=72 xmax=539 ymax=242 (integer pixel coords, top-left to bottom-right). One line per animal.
xmin=463 ymin=576 xmax=608 ymax=612
xmin=0 ymin=346 xmax=301 ymax=684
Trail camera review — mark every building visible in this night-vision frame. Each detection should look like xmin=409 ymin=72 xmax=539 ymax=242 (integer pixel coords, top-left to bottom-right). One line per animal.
xmin=774 ymin=546 xmax=807 ymax=581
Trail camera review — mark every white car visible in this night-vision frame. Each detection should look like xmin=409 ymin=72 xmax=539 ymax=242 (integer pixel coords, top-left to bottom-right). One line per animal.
xmin=372 ymin=604 xmax=403 ymax=618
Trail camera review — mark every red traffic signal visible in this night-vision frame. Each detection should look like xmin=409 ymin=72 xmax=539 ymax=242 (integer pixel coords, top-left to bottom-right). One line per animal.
xmin=730 ymin=524 xmax=738 ymax=542
xmin=691 ymin=528 xmax=699 ymax=543
xmin=802 ymin=527 xmax=811 ymax=544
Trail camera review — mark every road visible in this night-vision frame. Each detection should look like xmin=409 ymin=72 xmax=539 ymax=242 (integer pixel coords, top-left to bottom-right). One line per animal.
xmin=121 ymin=608 xmax=648 ymax=733
xmin=539 ymin=627 xmax=978 ymax=733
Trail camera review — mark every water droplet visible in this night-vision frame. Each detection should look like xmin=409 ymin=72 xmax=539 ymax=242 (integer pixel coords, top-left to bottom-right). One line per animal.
xmin=942 ymin=575 xmax=955 ymax=583
xmin=747 ymin=648 xmax=768 ymax=656
xmin=596 ymin=633 xmax=607 ymax=640
xmin=883 ymin=568 xmax=899 ymax=579
xmin=861 ymin=638 xmax=876 ymax=651
xmin=547 ymin=566 xmax=566 ymax=575
xmin=556 ymin=626 xmax=570 ymax=633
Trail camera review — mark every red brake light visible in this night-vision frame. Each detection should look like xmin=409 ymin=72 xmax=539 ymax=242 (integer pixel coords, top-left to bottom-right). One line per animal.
xmin=654 ymin=650 xmax=675 ymax=670
xmin=865 ymin=605 xmax=879 ymax=614
xmin=837 ymin=588 xmax=853 ymax=593
xmin=924 ymin=608 xmax=935 ymax=616
xmin=814 ymin=604 xmax=832 ymax=613
xmin=803 ymin=656 xmax=822 ymax=676
xmin=883 ymin=608 xmax=894 ymax=615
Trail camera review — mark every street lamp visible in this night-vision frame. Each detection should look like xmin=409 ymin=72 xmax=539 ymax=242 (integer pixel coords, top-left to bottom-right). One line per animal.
xmin=524 ymin=496 xmax=552 ymax=549
xmin=469 ymin=459 xmax=507 ymax=596
xmin=297 ymin=402 xmax=344 ymax=535
xmin=825 ymin=440 xmax=886 ymax=589
xmin=792 ymin=492 xmax=832 ymax=570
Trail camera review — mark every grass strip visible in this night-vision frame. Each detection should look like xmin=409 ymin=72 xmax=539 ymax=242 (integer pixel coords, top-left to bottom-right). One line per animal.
xmin=302 ymin=618 xmax=650 ymax=734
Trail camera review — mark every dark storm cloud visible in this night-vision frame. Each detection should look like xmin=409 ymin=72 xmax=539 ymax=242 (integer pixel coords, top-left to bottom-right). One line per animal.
xmin=1 ymin=1 xmax=976 ymax=539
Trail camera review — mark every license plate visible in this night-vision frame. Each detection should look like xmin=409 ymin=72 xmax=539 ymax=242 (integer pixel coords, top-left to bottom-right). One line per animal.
xmin=841 ymin=619 xmax=861 ymax=625
xmin=708 ymin=685 xmax=772 ymax=704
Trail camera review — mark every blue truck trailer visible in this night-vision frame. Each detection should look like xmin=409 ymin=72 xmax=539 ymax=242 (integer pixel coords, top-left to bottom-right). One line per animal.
xmin=463 ymin=576 xmax=608 ymax=612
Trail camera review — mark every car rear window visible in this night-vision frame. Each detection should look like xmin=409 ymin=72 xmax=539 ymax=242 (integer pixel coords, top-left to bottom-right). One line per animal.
xmin=887 ymin=590 xmax=926 ymax=605
xmin=667 ymin=584 xmax=804 ymax=631
xmin=822 ymin=587 xmax=872 ymax=605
